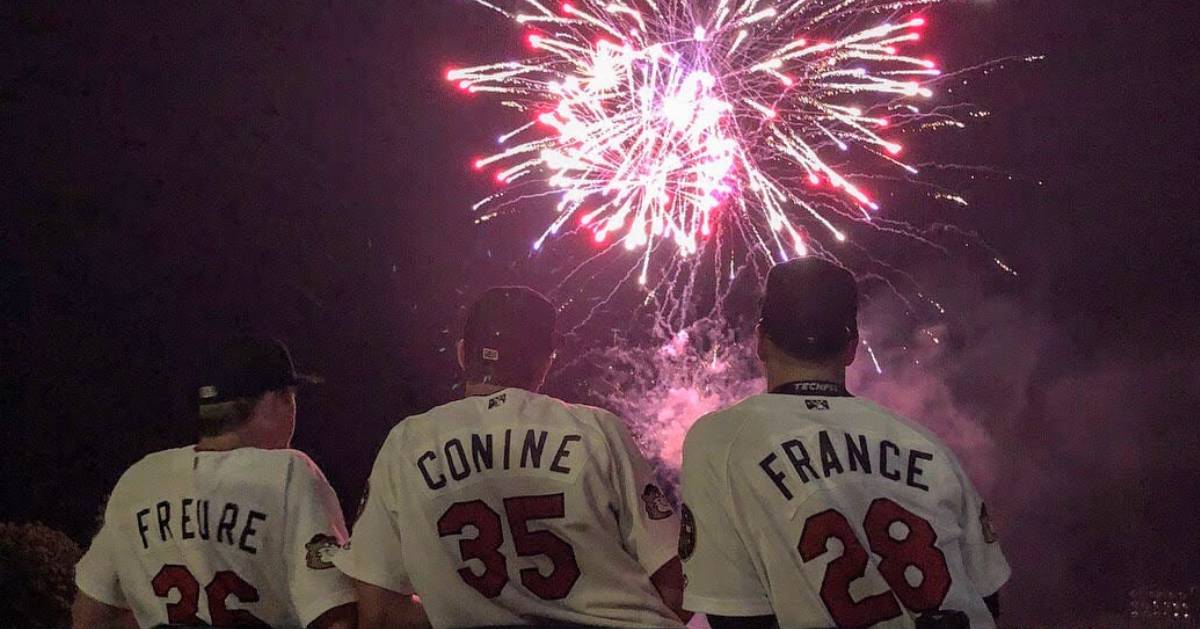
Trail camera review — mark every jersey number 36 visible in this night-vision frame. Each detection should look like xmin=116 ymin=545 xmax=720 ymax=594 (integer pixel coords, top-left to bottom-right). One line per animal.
xmin=799 ymin=497 xmax=951 ymax=627
xmin=151 ymin=565 xmax=266 ymax=626
xmin=438 ymin=493 xmax=581 ymax=600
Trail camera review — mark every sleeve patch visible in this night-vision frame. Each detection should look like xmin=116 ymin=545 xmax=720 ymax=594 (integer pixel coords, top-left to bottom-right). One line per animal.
xmin=642 ymin=484 xmax=674 ymax=520
xmin=679 ymin=503 xmax=696 ymax=561
xmin=305 ymin=533 xmax=340 ymax=570
xmin=980 ymin=503 xmax=999 ymax=544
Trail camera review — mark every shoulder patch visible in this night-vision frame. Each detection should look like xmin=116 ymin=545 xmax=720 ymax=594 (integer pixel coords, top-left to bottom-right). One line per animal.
xmin=980 ymin=503 xmax=999 ymax=544
xmin=805 ymin=399 xmax=831 ymax=411
xmin=679 ymin=503 xmax=696 ymax=561
xmin=488 ymin=393 xmax=507 ymax=409
xmin=641 ymin=484 xmax=674 ymax=520
xmin=305 ymin=533 xmax=340 ymax=569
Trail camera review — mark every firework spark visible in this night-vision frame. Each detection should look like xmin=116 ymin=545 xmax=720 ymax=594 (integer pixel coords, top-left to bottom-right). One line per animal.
xmin=450 ymin=0 xmax=944 ymax=284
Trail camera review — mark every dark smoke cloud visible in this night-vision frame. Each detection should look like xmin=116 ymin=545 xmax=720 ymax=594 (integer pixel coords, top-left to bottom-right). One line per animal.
xmin=855 ymin=286 xmax=1200 ymax=625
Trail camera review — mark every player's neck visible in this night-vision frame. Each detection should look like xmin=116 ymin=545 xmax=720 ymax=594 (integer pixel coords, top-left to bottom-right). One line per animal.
xmin=464 ymin=381 xmax=519 ymax=397
xmin=764 ymin=362 xmax=846 ymax=392
xmin=195 ymin=425 xmax=283 ymax=451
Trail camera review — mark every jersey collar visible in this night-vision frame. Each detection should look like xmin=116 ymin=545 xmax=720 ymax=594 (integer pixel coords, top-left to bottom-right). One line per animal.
xmin=769 ymin=380 xmax=852 ymax=397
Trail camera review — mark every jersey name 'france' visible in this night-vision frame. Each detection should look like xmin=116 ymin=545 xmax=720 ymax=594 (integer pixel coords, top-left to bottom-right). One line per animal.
xmin=758 ymin=429 xmax=935 ymax=500
xmin=416 ymin=429 xmax=584 ymax=490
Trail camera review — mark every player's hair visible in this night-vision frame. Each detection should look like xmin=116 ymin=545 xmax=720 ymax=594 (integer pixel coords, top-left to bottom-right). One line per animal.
xmin=197 ymin=395 xmax=260 ymax=437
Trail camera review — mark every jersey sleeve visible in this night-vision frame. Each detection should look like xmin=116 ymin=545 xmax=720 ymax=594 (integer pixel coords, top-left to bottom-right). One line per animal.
xmin=679 ymin=419 xmax=773 ymax=617
xmin=75 ymin=510 xmax=129 ymax=609
xmin=333 ymin=428 xmax=415 ymax=595
xmin=599 ymin=411 xmax=682 ymax=576
xmin=954 ymin=461 xmax=1011 ymax=596
xmin=283 ymin=453 xmax=358 ymax=626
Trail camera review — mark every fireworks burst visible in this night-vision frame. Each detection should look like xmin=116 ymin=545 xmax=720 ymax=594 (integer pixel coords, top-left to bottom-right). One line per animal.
xmin=450 ymin=0 xmax=945 ymax=284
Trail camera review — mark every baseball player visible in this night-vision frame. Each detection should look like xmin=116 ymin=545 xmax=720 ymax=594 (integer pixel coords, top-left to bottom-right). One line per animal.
xmin=679 ymin=258 xmax=1010 ymax=629
xmin=335 ymin=286 xmax=688 ymax=628
xmin=72 ymin=337 xmax=357 ymax=629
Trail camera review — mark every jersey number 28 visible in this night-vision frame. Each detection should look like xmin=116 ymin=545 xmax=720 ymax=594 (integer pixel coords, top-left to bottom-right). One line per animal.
xmin=437 ymin=493 xmax=581 ymax=600
xmin=798 ymin=498 xmax=951 ymax=627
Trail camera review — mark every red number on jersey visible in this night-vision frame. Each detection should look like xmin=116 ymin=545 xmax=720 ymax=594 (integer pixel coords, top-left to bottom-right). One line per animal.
xmin=151 ymin=565 xmax=266 ymax=625
xmin=151 ymin=565 xmax=202 ymax=624
xmin=503 ymin=494 xmax=580 ymax=600
xmin=798 ymin=498 xmax=951 ymax=626
xmin=206 ymin=570 xmax=269 ymax=626
xmin=864 ymin=498 xmax=952 ymax=611
xmin=437 ymin=493 xmax=580 ymax=600
xmin=799 ymin=510 xmax=902 ymax=626
xmin=437 ymin=500 xmax=510 ymax=598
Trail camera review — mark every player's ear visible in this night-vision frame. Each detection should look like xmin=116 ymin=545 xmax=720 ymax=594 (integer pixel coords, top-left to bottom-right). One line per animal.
xmin=843 ymin=335 xmax=859 ymax=367
xmin=456 ymin=339 xmax=467 ymax=372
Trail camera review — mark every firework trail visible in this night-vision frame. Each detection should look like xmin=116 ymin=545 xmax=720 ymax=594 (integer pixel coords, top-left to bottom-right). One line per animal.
xmin=451 ymin=0 xmax=944 ymax=285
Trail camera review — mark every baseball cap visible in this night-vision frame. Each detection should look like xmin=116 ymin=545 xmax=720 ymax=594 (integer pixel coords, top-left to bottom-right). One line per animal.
xmin=197 ymin=337 xmax=322 ymax=406
xmin=760 ymin=257 xmax=859 ymax=359
xmin=463 ymin=286 xmax=556 ymax=367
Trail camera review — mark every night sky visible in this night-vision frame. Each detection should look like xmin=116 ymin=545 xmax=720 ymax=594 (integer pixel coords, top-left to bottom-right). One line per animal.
xmin=3 ymin=1 xmax=1199 ymax=626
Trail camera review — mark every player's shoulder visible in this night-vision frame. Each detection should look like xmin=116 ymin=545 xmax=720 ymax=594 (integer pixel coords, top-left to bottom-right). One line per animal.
xmin=850 ymin=397 xmax=956 ymax=454
xmin=685 ymin=394 xmax=766 ymax=450
xmin=847 ymin=397 xmax=975 ymax=483
xmin=108 ymin=446 xmax=196 ymax=504
xmin=114 ymin=446 xmax=191 ymax=484
xmin=551 ymin=394 xmax=623 ymax=431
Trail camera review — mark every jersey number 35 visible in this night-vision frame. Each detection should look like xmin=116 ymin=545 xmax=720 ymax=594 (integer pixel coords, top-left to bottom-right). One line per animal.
xmin=438 ymin=492 xmax=581 ymax=600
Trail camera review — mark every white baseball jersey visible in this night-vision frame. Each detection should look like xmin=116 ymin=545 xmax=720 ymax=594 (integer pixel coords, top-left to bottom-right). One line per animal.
xmin=76 ymin=446 xmax=356 ymax=628
xmin=680 ymin=383 xmax=1010 ymax=628
xmin=335 ymin=387 xmax=684 ymax=628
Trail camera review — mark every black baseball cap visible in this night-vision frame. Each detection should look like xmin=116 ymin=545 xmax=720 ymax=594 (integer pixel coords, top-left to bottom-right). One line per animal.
xmin=463 ymin=286 xmax=556 ymax=366
xmin=197 ymin=337 xmax=322 ymax=406
xmin=760 ymin=257 xmax=859 ymax=359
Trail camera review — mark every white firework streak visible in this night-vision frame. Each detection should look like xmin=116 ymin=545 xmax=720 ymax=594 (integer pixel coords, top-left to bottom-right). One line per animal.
xmin=449 ymin=0 xmax=943 ymax=284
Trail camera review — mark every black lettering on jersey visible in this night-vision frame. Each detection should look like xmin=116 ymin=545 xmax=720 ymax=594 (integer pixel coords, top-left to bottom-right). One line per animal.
xmin=445 ymin=439 xmax=471 ymax=481
xmin=156 ymin=500 xmax=173 ymax=542
xmin=818 ymin=431 xmax=845 ymax=477
xmin=845 ymin=433 xmax=872 ymax=473
xmin=471 ymin=433 xmax=494 ymax=472
xmin=181 ymin=498 xmax=195 ymax=540
xmin=550 ymin=434 xmax=582 ymax=474
xmin=136 ymin=508 xmax=152 ymax=549
xmin=782 ymin=439 xmax=819 ymax=483
xmin=503 ymin=429 xmax=512 ymax=470
xmin=239 ymin=510 xmax=266 ymax=554
xmin=521 ymin=429 xmax=548 ymax=468
xmin=418 ymin=450 xmax=447 ymax=490
xmin=217 ymin=503 xmax=239 ymax=545
xmin=196 ymin=500 xmax=211 ymax=540
xmin=760 ymin=453 xmax=793 ymax=500
xmin=879 ymin=440 xmax=902 ymax=481
xmin=907 ymin=449 xmax=933 ymax=492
